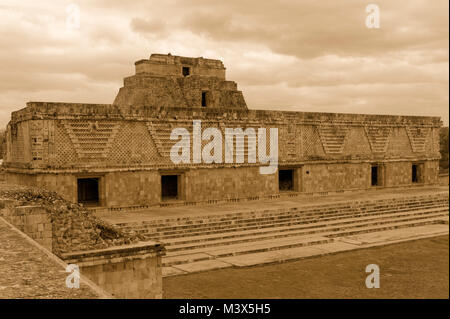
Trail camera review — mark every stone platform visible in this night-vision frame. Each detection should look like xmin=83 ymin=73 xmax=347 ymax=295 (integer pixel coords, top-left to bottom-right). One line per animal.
xmin=96 ymin=185 xmax=448 ymax=223
xmin=96 ymin=186 xmax=449 ymax=276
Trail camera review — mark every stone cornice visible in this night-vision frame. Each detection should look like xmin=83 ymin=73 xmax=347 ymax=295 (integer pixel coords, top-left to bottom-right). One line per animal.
xmin=3 ymin=157 xmax=441 ymax=174
xmin=8 ymin=102 xmax=442 ymax=128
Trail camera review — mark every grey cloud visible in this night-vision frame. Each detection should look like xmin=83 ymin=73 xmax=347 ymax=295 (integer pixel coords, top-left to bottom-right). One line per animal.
xmin=0 ymin=0 xmax=448 ymax=128
xmin=130 ymin=17 xmax=167 ymax=35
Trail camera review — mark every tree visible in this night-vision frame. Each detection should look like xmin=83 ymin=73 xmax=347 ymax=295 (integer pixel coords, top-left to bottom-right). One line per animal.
xmin=0 ymin=129 xmax=5 ymax=160
xmin=439 ymin=127 xmax=449 ymax=172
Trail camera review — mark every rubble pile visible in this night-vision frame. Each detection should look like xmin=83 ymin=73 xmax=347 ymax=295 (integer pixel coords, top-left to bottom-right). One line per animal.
xmin=0 ymin=185 xmax=143 ymax=256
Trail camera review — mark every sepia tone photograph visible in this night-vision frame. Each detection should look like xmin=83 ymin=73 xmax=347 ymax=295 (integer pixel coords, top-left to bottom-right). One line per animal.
xmin=0 ymin=0 xmax=448 ymax=306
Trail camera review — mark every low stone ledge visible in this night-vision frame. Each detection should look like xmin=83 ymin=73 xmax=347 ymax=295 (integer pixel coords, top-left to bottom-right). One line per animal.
xmin=61 ymin=241 xmax=166 ymax=299
xmin=61 ymin=241 xmax=164 ymax=263
xmin=438 ymin=173 xmax=449 ymax=185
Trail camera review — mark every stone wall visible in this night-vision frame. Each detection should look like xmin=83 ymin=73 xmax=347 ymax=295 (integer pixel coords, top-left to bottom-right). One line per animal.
xmin=135 ymin=54 xmax=226 ymax=79
xmin=4 ymin=105 xmax=442 ymax=171
xmin=105 ymin=171 xmax=160 ymax=207
xmin=0 ymin=196 xmax=164 ymax=299
xmin=1 ymin=205 xmax=52 ymax=251
xmin=424 ymin=160 xmax=440 ymax=184
xmin=301 ymin=163 xmax=369 ymax=192
xmin=439 ymin=173 xmax=449 ymax=185
xmin=5 ymin=172 xmax=75 ymax=203
xmin=5 ymin=159 xmax=439 ymax=208
xmin=383 ymin=160 xmax=439 ymax=187
xmin=185 ymin=167 xmax=277 ymax=201
xmin=62 ymin=242 xmax=164 ymax=299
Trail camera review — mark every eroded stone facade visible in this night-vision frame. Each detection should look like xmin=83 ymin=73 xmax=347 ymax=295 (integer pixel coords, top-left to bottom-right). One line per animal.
xmin=2 ymin=54 xmax=442 ymax=209
xmin=114 ymin=53 xmax=247 ymax=110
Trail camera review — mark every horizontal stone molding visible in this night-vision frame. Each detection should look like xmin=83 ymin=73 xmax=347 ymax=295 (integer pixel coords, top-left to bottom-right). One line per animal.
xmin=61 ymin=241 xmax=165 ymax=264
xmin=2 ymin=154 xmax=442 ymax=172
xmin=10 ymin=103 xmax=442 ymax=128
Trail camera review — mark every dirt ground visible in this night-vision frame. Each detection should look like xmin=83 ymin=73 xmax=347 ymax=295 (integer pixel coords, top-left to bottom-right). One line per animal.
xmin=163 ymin=235 xmax=449 ymax=299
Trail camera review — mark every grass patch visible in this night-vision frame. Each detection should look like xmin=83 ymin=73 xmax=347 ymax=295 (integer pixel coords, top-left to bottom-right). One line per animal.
xmin=163 ymin=235 xmax=449 ymax=299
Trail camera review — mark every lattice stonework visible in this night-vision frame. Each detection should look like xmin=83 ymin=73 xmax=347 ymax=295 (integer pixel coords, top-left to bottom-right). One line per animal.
xmin=364 ymin=126 xmax=392 ymax=153
xmin=63 ymin=120 xmax=121 ymax=159
xmin=218 ymin=123 xmax=270 ymax=163
xmin=279 ymin=124 xmax=300 ymax=160
xmin=405 ymin=126 xmax=430 ymax=153
xmin=109 ymin=122 xmax=160 ymax=164
xmin=147 ymin=121 xmax=193 ymax=158
xmin=318 ymin=125 xmax=349 ymax=154
xmin=54 ymin=123 xmax=78 ymax=166
xmin=146 ymin=120 xmax=276 ymax=163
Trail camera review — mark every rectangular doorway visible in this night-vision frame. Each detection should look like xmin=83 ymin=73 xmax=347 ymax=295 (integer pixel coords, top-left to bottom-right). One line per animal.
xmin=279 ymin=169 xmax=294 ymax=191
xmin=201 ymin=91 xmax=208 ymax=107
xmin=371 ymin=165 xmax=379 ymax=186
xmin=412 ymin=164 xmax=418 ymax=183
xmin=77 ymin=178 xmax=100 ymax=206
xmin=412 ymin=163 xmax=423 ymax=183
xmin=161 ymin=175 xmax=179 ymax=200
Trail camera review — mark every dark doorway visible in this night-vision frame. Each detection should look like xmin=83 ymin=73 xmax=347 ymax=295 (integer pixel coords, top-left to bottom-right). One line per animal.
xmin=161 ymin=175 xmax=178 ymax=200
xmin=412 ymin=164 xmax=418 ymax=183
xmin=279 ymin=169 xmax=294 ymax=191
xmin=182 ymin=67 xmax=190 ymax=77
xmin=201 ymin=91 xmax=207 ymax=107
xmin=371 ymin=165 xmax=379 ymax=186
xmin=77 ymin=178 xmax=99 ymax=206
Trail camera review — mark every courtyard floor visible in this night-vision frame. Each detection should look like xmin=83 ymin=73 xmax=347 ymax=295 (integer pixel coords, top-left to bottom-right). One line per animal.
xmin=163 ymin=235 xmax=449 ymax=299
xmin=0 ymin=217 xmax=105 ymax=298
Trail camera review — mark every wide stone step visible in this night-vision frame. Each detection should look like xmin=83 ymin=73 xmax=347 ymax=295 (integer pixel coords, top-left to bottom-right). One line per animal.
xmin=115 ymin=193 xmax=448 ymax=228
xmin=160 ymin=207 xmax=449 ymax=249
xmin=117 ymin=195 xmax=449 ymax=231
xmin=162 ymin=215 xmax=446 ymax=266
xmin=117 ymin=198 xmax=448 ymax=235
xmin=145 ymin=203 xmax=449 ymax=240
xmin=127 ymin=203 xmax=448 ymax=239
xmin=162 ymin=210 xmax=448 ymax=253
xmin=163 ymin=235 xmax=334 ymax=266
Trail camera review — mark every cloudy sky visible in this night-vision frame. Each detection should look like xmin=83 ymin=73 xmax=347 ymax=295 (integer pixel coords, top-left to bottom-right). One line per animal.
xmin=0 ymin=0 xmax=448 ymax=128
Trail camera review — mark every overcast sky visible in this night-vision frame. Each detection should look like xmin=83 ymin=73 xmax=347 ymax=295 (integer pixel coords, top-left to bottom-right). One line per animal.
xmin=0 ymin=0 xmax=448 ymax=128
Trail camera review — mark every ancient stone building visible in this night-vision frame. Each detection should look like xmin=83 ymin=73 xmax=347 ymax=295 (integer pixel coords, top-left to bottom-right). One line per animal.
xmin=114 ymin=54 xmax=247 ymax=110
xmin=2 ymin=54 xmax=442 ymax=208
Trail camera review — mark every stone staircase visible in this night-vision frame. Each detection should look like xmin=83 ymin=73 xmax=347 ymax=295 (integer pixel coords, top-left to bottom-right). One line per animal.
xmin=114 ymin=193 xmax=449 ymax=271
